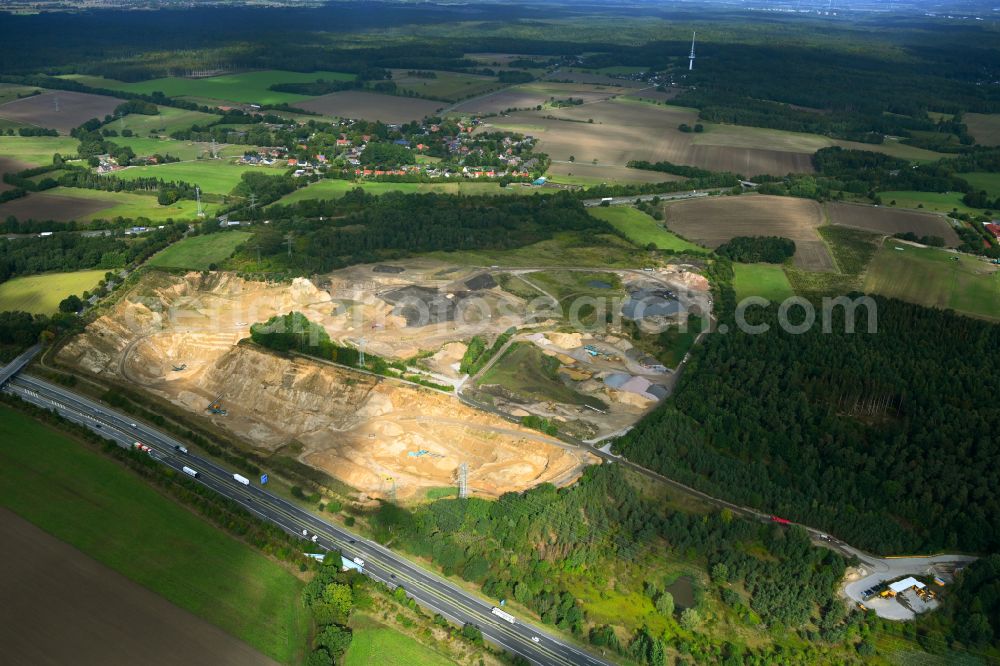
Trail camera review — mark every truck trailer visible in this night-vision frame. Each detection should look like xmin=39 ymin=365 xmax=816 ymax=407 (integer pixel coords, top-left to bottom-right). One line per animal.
xmin=491 ymin=607 xmax=516 ymax=624
xmin=182 ymin=466 xmax=199 ymax=478
xmin=233 ymin=473 xmax=250 ymax=486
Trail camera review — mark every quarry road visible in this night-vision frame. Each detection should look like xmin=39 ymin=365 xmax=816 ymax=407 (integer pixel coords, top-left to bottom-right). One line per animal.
xmin=3 ymin=373 xmax=613 ymax=666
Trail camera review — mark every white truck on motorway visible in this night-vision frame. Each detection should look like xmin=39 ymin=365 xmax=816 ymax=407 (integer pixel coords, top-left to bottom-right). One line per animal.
xmin=233 ymin=473 xmax=250 ymax=486
xmin=491 ymin=607 xmax=516 ymax=624
xmin=182 ymin=466 xmax=199 ymax=478
xmin=173 ymin=444 xmax=188 ymax=454
xmin=353 ymin=556 xmax=365 ymax=568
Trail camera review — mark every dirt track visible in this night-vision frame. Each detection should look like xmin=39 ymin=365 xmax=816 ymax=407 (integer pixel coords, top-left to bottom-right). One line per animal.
xmin=0 ymin=508 xmax=277 ymax=666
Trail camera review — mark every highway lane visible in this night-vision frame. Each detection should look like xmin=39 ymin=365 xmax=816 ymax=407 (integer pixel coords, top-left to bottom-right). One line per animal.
xmin=4 ymin=373 xmax=612 ymax=666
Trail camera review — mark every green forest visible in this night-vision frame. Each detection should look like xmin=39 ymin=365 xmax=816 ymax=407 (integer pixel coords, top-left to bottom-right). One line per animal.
xmin=368 ymin=464 xmax=863 ymax=664
xmin=615 ymin=296 xmax=1000 ymax=555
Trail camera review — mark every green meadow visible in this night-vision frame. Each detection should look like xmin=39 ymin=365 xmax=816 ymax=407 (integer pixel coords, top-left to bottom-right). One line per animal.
xmin=0 ymin=406 xmax=310 ymax=663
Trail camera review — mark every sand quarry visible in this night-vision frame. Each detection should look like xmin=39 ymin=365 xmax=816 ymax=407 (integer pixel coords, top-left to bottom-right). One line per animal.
xmin=58 ymin=268 xmax=596 ymax=500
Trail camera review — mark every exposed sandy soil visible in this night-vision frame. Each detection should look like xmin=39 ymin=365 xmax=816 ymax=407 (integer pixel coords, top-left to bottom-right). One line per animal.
xmin=484 ymin=100 xmax=814 ymax=176
xmin=0 ymin=91 xmax=125 ymax=134
xmin=0 ymin=190 xmax=114 ymax=222
xmin=827 ymin=202 xmax=960 ymax=247
xmin=294 ymin=91 xmax=445 ymax=124
xmin=0 ymin=508 xmax=278 ymax=666
xmin=57 ymin=270 xmax=594 ymax=499
xmin=663 ymin=195 xmax=834 ymax=271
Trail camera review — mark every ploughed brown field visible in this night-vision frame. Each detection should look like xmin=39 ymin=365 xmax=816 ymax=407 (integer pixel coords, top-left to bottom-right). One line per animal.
xmin=0 ymin=508 xmax=278 ymax=666
xmin=293 ymin=90 xmax=445 ymax=124
xmin=0 ymin=190 xmax=113 ymax=222
xmin=663 ymin=194 xmax=835 ymax=271
xmin=484 ymin=99 xmax=815 ymax=177
xmin=965 ymin=113 xmax=1000 ymax=147
xmin=828 ymin=202 xmax=961 ymax=247
xmin=452 ymin=82 xmax=624 ymax=114
xmin=0 ymin=91 xmax=125 ymax=134
xmin=0 ymin=156 xmax=28 ymax=192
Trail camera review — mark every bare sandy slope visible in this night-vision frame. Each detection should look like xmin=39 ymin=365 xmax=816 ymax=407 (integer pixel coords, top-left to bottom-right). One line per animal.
xmin=57 ymin=270 xmax=594 ymax=499
xmin=663 ymin=195 xmax=834 ymax=271
xmin=0 ymin=508 xmax=278 ymax=666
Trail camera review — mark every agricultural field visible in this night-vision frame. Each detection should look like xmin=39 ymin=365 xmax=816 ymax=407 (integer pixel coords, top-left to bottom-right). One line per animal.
xmin=0 ymin=406 xmax=310 ymax=663
xmin=662 ymin=194 xmax=834 ymax=271
xmin=483 ymin=97 xmax=945 ymax=178
xmin=827 ymin=201 xmax=961 ymax=246
xmin=115 ymin=106 xmax=220 ymax=136
xmin=0 ymin=135 xmax=82 ymax=165
xmin=876 ymin=190 xmax=980 ymax=216
xmin=484 ymin=99 xmax=814 ymax=176
xmin=293 ymin=90 xmax=444 ymax=124
xmin=587 ymin=205 xmax=704 ymax=252
xmin=0 ymin=270 xmax=106 ymax=314
xmin=0 ymin=84 xmax=44 ymax=105
xmin=113 ymin=160 xmax=269 ymax=195
xmin=0 ymin=190 xmax=117 ymax=223
xmin=0 ymin=90 xmax=125 ymax=135
xmin=965 ymin=113 xmax=1000 ymax=146
xmin=544 ymin=68 xmax=648 ymax=88
xmin=0 ymin=186 xmax=204 ymax=223
xmin=2 ymin=509 xmax=278 ymax=666
xmin=961 ymin=172 xmax=1000 ymax=199
xmin=452 ymin=81 xmax=624 ymax=115
xmin=344 ymin=614 xmax=456 ymax=666
xmin=545 ymin=161 xmax=679 ymax=185
xmin=732 ymin=263 xmax=795 ymax=302
xmin=112 ymin=136 xmax=238 ymax=161
xmin=0 ymin=157 xmax=28 ymax=191
xmin=388 ymin=69 xmax=503 ymax=101
xmin=274 ymin=178 xmax=521 ymax=204
xmin=147 ymin=231 xmax=252 ymax=270
xmin=863 ymin=240 xmax=1000 ymax=320
xmin=60 ymin=70 xmax=354 ymax=106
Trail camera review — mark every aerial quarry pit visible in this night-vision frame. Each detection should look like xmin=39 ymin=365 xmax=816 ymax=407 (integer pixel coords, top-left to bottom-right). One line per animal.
xmin=58 ymin=261 xmax=708 ymax=500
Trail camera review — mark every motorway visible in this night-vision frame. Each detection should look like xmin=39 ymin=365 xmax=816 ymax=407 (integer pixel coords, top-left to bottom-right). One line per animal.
xmin=581 ymin=190 xmax=710 ymax=207
xmin=2 ymin=372 xmax=612 ymax=666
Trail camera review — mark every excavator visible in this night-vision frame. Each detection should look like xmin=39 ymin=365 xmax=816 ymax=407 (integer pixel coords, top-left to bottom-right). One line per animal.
xmin=206 ymin=393 xmax=227 ymax=416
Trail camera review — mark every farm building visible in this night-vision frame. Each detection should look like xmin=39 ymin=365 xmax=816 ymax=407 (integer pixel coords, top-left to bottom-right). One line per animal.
xmin=985 ymin=223 xmax=1000 ymax=241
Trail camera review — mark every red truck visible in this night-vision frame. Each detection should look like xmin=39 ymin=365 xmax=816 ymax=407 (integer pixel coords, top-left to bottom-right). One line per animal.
xmin=770 ymin=515 xmax=792 ymax=526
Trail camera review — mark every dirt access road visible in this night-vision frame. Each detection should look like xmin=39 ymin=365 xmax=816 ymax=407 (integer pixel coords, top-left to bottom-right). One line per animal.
xmin=0 ymin=508 xmax=278 ymax=666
